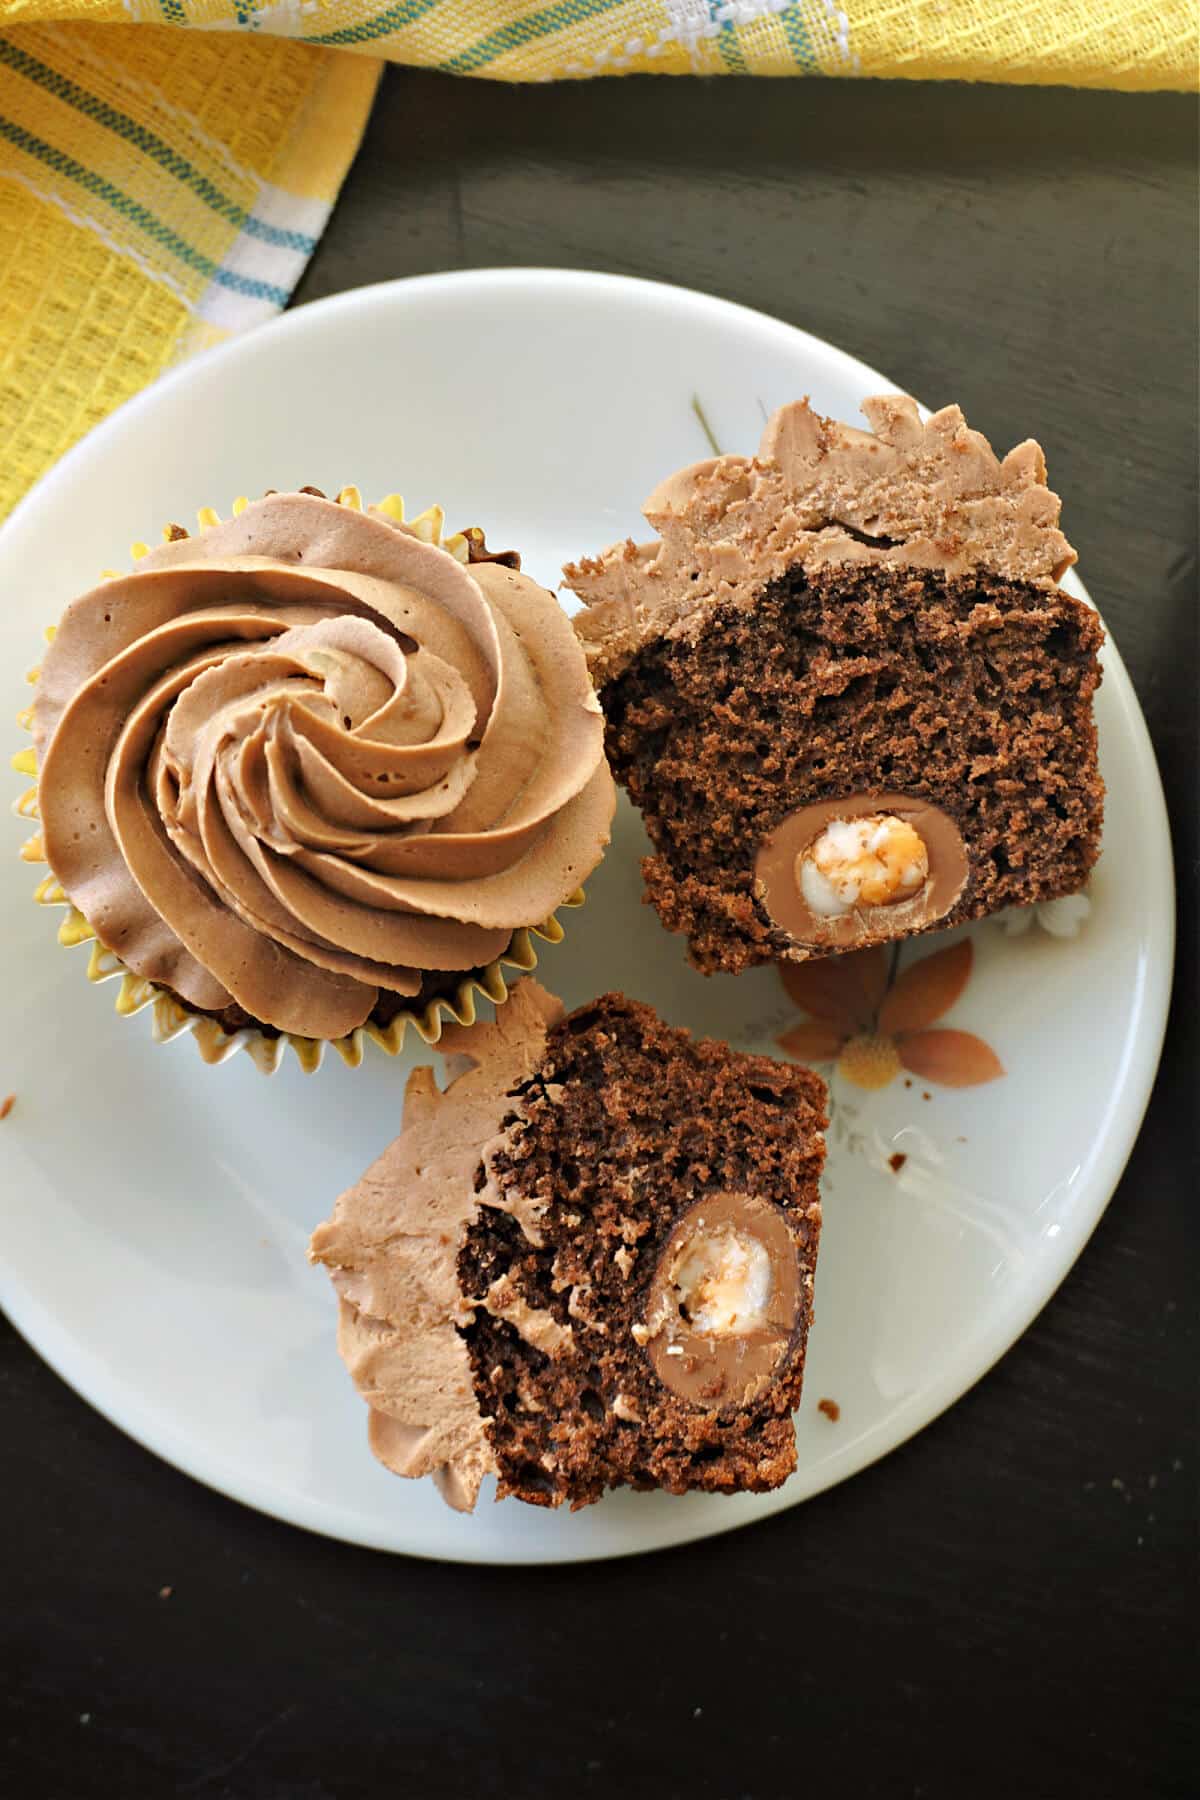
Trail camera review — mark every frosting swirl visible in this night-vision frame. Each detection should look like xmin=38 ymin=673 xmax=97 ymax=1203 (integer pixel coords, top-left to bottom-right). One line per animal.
xmin=32 ymin=494 xmax=614 ymax=1039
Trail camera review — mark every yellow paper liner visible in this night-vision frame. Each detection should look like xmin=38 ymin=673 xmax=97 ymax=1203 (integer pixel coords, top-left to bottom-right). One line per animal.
xmin=13 ymin=489 xmax=582 ymax=1074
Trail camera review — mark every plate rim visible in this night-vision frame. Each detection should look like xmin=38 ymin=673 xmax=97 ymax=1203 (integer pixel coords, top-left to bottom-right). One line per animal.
xmin=0 ymin=266 xmax=1176 ymax=1564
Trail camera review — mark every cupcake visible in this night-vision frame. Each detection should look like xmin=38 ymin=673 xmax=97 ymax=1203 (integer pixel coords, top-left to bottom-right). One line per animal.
xmin=23 ymin=490 xmax=615 ymax=1068
xmin=564 ymin=396 xmax=1104 ymax=974
xmin=310 ymin=980 xmax=826 ymax=1511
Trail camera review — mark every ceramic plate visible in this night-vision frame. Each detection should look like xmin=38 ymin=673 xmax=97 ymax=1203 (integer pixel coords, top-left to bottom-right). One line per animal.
xmin=0 ymin=271 xmax=1174 ymax=1564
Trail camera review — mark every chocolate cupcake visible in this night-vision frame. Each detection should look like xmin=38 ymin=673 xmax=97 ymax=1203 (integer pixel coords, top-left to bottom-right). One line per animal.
xmin=310 ymin=980 xmax=826 ymax=1511
xmin=21 ymin=491 xmax=614 ymax=1069
xmin=565 ymin=396 xmax=1104 ymax=974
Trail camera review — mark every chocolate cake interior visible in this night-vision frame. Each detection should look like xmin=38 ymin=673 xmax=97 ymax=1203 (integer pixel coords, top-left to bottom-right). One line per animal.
xmin=599 ymin=562 xmax=1104 ymax=975
xmin=457 ymin=994 xmax=826 ymax=1508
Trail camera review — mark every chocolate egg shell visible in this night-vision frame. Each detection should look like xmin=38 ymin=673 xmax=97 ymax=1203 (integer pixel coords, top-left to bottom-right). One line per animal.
xmin=642 ymin=1191 xmax=804 ymax=1409
xmin=755 ymin=792 xmax=969 ymax=951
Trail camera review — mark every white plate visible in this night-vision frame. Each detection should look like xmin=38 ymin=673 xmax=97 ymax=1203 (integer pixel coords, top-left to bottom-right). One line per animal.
xmin=0 ymin=271 xmax=1174 ymax=1565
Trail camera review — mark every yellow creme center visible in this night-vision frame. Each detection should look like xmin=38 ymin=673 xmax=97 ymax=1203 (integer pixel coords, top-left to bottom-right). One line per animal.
xmin=798 ymin=813 xmax=929 ymax=917
xmin=671 ymin=1224 xmax=773 ymax=1338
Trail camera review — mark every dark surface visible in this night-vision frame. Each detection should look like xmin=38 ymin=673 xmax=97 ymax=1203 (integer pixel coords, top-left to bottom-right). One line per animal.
xmin=5 ymin=70 xmax=1197 ymax=1800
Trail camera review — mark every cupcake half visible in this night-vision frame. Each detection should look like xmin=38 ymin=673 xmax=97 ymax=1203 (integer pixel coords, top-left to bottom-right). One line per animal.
xmin=25 ymin=491 xmax=615 ymax=1065
xmin=310 ymin=980 xmax=827 ymax=1511
xmin=565 ymin=396 xmax=1104 ymax=974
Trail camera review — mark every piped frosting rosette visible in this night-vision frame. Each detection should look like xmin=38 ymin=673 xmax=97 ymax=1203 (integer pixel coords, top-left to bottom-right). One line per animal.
xmin=17 ymin=490 xmax=614 ymax=1071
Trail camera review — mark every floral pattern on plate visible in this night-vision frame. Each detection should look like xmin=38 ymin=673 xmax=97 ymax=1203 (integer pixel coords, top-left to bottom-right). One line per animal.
xmin=776 ymin=939 xmax=1004 ymax=1092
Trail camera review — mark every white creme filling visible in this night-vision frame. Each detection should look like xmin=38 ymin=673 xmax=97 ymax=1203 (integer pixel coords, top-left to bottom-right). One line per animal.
xmin=672 ymin=1225 xmax=772 ymax=1337
xmin=798 ymin=814 xmax=928 ymax=918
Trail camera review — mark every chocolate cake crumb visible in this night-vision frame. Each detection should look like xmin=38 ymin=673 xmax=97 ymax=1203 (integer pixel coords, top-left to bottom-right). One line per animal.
xmin=887 ymin=1152 xmax=907 ymax=1174
xmin=457 ymin=994 xmax=827 ymax=1508
xmin=463 ymin=525 xmax=521 ymax=570
xmin=598 ymin=563 xmax=1103 ymax=975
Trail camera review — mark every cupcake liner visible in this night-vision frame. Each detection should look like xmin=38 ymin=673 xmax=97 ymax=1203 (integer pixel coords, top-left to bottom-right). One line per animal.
xmin=13 ymin=489 xmax=583 ymax=1074
xmin=23 ymin=869 xmax=581 ymax=1073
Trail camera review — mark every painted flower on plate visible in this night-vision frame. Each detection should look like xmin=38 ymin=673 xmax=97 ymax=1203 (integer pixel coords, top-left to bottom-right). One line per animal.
xmin=776 ymin=939 xmax=1004 ymax=1092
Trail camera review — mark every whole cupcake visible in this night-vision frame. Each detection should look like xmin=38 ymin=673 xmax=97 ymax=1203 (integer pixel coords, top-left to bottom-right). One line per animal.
xmin=23 ymin=490 xmax=615 ymax=1069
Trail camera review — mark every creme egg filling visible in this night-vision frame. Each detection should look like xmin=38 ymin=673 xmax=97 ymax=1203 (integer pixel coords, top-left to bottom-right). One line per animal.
xmin=797 ymin=813 xmax=929 ymax=917
xmin=670 ymin=1224 xmax=772 ymax=1338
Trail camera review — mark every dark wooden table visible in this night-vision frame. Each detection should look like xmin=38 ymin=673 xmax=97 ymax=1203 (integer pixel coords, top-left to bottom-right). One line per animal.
xmin=6 ymin=70 xmax=1197 ymax=1800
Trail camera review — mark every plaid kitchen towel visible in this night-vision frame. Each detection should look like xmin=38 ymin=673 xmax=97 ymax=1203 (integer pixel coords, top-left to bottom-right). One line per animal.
xmin=1 ymin=0 xmax=1195 ymax=521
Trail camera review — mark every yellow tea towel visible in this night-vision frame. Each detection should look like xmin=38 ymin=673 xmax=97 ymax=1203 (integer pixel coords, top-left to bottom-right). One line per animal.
xmin=1 ymin=1 xmax=1195 ymax=523
xmin=0 ymin=27 xmax=379 ymax=521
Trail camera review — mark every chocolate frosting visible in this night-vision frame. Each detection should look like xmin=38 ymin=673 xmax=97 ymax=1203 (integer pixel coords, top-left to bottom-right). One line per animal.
xmin=641 ymin=1191 xmax=803 ymax=1408
xmin=565 ymin=395 xmax=1077 ymax=685
xmin=309 ymin=979 xmax=567 ymax=1512
xmin=756 ymin=793 xmax=969 ymax=950
xmin=32 ymin=495 xmax=614 ymax=1038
